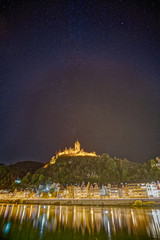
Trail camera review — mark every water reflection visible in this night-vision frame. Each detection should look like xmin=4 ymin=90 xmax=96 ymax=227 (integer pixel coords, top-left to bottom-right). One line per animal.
xmin=0 ymin=204 xmax=160 ymax=239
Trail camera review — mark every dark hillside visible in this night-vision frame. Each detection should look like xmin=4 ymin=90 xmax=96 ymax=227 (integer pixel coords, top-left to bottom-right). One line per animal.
xmin=0 ymin=161 xmax=43 ymax=189
xmin=27 ymin=154 xmax=160 ymax=185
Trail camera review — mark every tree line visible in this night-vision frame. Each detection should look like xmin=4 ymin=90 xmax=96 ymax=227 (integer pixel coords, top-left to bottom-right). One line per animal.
xmin=19 ymin=154 xmax=160 ymax=188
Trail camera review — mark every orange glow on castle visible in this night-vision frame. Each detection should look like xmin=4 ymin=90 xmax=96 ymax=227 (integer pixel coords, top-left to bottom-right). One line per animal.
xmin=56 ymin=140 xmax=97 ymax=158
xmin=44 ymin=140 xmax=98 ymax=168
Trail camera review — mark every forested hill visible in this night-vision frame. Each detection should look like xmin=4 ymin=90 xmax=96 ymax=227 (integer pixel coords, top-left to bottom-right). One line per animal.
xmin=0 ymin=161 xmax=43 ymax=189
xmin=0 ymin=155 xmax=159 ymax=189
xmin=20 ymin=154 xmax=160 ymax=186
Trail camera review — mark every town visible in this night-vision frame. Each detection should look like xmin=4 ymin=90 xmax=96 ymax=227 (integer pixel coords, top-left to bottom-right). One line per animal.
xmin=1 ymin=181 xmax=160 ymax=200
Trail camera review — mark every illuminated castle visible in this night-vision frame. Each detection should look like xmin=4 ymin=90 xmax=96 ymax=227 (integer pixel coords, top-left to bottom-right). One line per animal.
xmin=56 ymin=140 xmax=97 ymax=158
xmin=45 ymin=140 xmax=98 ymax=167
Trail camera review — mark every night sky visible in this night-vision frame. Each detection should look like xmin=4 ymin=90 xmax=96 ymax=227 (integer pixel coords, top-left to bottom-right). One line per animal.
xmin=0 ymin=0 xmax=160 ymax=164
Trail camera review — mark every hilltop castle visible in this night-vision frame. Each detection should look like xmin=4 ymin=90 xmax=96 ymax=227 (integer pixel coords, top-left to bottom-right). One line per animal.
xmin=48 ymin=140 xmax=98 ymax=166
xmin=56 ymin=140 xmax=97 ymax=158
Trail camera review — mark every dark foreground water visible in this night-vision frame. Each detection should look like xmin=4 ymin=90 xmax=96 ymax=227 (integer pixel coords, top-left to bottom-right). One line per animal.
xmin=0 ymin=204 xmax=160 ymax=240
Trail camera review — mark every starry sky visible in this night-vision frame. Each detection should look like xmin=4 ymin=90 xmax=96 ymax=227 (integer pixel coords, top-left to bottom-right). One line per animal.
xmin=0 ymin=0 xmax=160 ymax=164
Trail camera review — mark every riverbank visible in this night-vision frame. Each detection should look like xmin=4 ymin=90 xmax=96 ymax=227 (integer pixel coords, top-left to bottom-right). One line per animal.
xmin=1 ymin=198 xmax=160 ymax=206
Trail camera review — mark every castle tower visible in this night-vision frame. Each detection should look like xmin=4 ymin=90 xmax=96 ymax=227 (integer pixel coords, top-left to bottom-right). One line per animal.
xmin=75 ymin=140 xmax=80 ymax=152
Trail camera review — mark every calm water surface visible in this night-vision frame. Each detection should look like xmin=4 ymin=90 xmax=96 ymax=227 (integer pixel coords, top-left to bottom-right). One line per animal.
xmin=0 ymin=204 xmax=160 ymax=240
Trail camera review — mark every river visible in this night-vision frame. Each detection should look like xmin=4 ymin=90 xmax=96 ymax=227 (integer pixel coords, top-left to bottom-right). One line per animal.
xmin=0 ymin=204 xmax=160 ymax=239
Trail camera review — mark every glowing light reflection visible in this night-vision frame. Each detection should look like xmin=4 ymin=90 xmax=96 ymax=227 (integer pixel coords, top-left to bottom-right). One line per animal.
xmin=0 ymin=204 xmax=159 ymax=238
